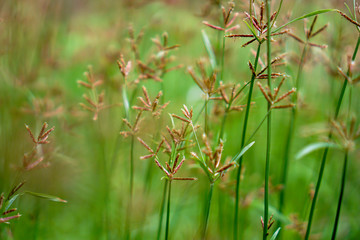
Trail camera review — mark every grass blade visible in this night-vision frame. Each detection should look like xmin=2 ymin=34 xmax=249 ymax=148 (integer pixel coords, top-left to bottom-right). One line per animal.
xmin=270 ymin=227 xmax=281 ymax=240
xmin=201 ymin=30 xmax=217 ymax=70
xmin=25 ymin=191 xmax=67 ymax=203
xmin=295 ymin=142 xmax=340 ymax=160
xmin=4 ymin=194 xmax=21 ymax=211
xmin=273 ymin=9 xmax=337 ymax=33
xmin=231 ymin=141 xmax=255 ymax=164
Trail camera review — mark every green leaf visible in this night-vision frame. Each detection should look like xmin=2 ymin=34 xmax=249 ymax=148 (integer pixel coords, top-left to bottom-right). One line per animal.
xmin=201 ymin=30 xmax=217 ymax=70
xmin=273 ymin=9 xmax=337 ymax=33
xmin=168 ymin=113 xmax=175 ymax=129
xmin=4 ymin=194 xmax=22 ymax=211
xmin=270 ymin=228 xmax=281 ymax=240
xmin=231 ymin=141 xmax=255 ymax=164
xmin=25 ymin=191 xmax=67 ymax=203
xmin=122 ymin=86 xmax=130 ymax=120
xmin=344 ymin=3 xmax=354 ymax=20
xmin=296 ymin=142 xmax=340 ymax=160
xmin=243 ymin=20 xmax=261 ymax=43
xmin=193 ymin=157 xmax=213 ymax=182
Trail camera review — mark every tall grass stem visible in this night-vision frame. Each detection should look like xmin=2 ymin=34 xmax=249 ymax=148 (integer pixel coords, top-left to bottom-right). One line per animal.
xmin=233 ymin=43 xmax=262 ymax=240
xmin=304 ymin=35 xmax=360 ymax=240
xmin=263 ymin=1 xmax=272 ymax=239
xmin=202 ymin=183 xmax=214 ymax=240
xmin=157 ymin=180 xmax=169 ymax=240
xmin=165 ymin=180 xmax=172 ymax=240
xmin=331 ymin=151 xmax=348 ymax=240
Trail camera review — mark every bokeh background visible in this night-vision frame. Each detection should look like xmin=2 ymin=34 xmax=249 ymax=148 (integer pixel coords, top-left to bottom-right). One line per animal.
xmin=0 ymin=0 xmax=359 ymax=239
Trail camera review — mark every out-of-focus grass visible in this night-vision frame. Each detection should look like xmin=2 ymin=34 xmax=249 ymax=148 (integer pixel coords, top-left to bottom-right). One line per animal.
xmin=0 ymin=0 xmax=359 ymax=239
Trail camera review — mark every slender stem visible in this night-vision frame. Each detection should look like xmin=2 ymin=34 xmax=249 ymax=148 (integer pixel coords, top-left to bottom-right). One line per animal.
xmin=125 ymin=135 xmax=135 ymax=240
xmin=217 ymin=80 xmax=253 ymax=145
xmin=278 ymin=43 xmax=308 ymax=233
xmin=220 ymin=31 xmax=226 ymax=83
xmin=205 ymin=94 xmax=209 ymax=135
xmin=331 ymin=151 xmax=348 ymax=240
xmin=202 ymin=183 xmax=214 ymax=240
xmin=233 ymin=43 xmax=262 ymax=240
xmin=263 ymin=1 xmax=272 ymax=239
xmin=246 ymin=109 xmax=271 ymax=145
xmin=263 ymin=108 xmax=271 ymax=240
xmin=304 ymin=35 xmax=360 ymax=240
xmin=110 ymin=86 xmax=139 ymax=173
xmin=218 ymin=108 xmax=229 ymax=144
xmin=157 ymin=180 xmax=169 ymax=240
xmin=165 ymin=180 xmax=172 ymax=240
xmin=130 ymin=135 xmax=135 ymax=199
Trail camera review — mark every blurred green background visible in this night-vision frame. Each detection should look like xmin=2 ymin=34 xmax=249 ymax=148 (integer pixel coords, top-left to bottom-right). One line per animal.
xmin=0 ymin=0 xmax=359 ymax=239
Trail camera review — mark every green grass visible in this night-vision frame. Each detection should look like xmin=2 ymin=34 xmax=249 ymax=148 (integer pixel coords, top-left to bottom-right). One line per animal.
xmin=1 ymin=1 xmax=360 ymax=240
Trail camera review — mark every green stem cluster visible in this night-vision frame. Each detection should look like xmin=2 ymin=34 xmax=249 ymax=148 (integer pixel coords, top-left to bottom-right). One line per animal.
xmin=304 ymin=36 xmax=360 ymax=240
xmin=165 ymin=180 xmax=172 ymax=240
xmin=233 ymin=43 xmax=262 ymax=240
xmin=202 ymin=183 xmax=214 ymax=240
xmin=263 ymin=1 xmax=272 ymax=239
xmin=331 ymin=151 xmax=348 ymax=240
xmin=278 ymin=42 xmax=309 ymax=231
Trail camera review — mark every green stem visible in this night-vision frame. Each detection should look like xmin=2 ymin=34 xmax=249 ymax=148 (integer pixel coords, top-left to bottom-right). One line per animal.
xmin=304 ymin=35 xmax=360 ymax=240
xmin=246 ymin=109 xmax=271 ymax=145
xmin=202 ymin=183 xmax=214 ymax=240
xmin=165 ymin=180 xmax=172 ymax=240
xmin=217 ymin=79 xmax=253 ymax=145
xmin=263 ymin=1 xmax=272 ymax=239
xmin=263 ymin=107 xmax=271 ymax=240
xmin=278 ymin=43 xmax=308 ymax=233
xmin=233 ymin=43 xmax=262 ymax=240
xmin=218 ymin=108 xmax=229 ymax=144
xmin=331 ymin=151 xmax=348 ymax=240
xmin=205 ymin=94 xmax=209 ymax=135
xmin=130 ymin=135 xmax=135 ymax=200
xmin=157 ymin=180 xmax=169 ymax=240
xmin=110 ymin=86 xmax=139 ymax=174
xmin=220 ymin=31 xmax=226 ymax=83
xmin=125 ymin=135 xmax=135 ymax=240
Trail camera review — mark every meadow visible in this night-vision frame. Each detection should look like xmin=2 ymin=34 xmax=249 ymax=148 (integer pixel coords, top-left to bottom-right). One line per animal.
xmin=0 ymin=0 xmax=360 ymax=239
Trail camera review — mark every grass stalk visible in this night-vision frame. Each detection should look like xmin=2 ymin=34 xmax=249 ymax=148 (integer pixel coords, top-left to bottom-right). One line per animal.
xmin=157 ymin=180 xmax=169 ymax=240
xmin=205 ymin=94 xmax=209 ymax=135
xmin=233 ymin=43 xmax=262 ymax=240
xmin=217 ymin=80 xmax=253 ymax=144
xmin=263 ymin=108 xmax=271 ymax=240
xmin=165 ymin=180 xmax=172 ymax=240
xmin=331 ymin=151 xmax=348 ymax=240
xmin=220 ymin=32 xmax=226 ymax=83
xmin=278 ymin=42 xmax=309 ymax=233
xmin=125 ymin=135 xmax=135 ymax=240
xmin=202 ymin=183 xmax=214 ymax=240
xmin=304 ymin=35 xmax=360 ymax=240
xmin=263 ymin=1 xmax=272 ymax=239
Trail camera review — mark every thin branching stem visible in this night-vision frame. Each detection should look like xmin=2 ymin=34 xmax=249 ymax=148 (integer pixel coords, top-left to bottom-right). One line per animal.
xmin=331 ymin=151 xmax=348 ymax=240
xmin=165 ymin=180 xmax=172 ymax=240
xmin=278 ymin=42 xmax=309 ymax=232
xmin=205 ymin=94 xmax=209 ymax=135
xmin=202 ymin=182 xmax=214 ymax=240
xmin=220 ymin=32 xmax=226 ymax=83
xmin=246 ymin=109 xmax=272 ymax=145
xmin=157 ymin=180 xmax=169 ymax=240
xmin=233 ymin=43 xmax=262 ymax=240
xmin=304 ymin=35 xmax=360 ymax=240
xmin=218 ymin=80 xmax=253 ymax=144
xmin=125 ymin=134 xmax=135 ymax=240
xmin=263 ymin=1 xmax=272 ymax=239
